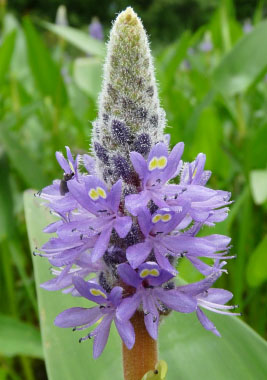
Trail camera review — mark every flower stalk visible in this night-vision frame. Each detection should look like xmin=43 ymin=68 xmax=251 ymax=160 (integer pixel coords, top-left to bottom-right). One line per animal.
xmin=122 ymin=312 xmax=158 ymax=380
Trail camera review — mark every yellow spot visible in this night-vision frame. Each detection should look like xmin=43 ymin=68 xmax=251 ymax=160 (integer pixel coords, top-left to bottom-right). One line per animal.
xmin=90 ymin=288 xmax=107 ymax=299
xmin=152 ymin=213 xmax=172 ymax=223
xmin=148 ymin=157 xmax=158 ymax=171
xmin=68 ymin=160 xmax=75 ymax=173
xmin=152 ymin=214 xmax=161 ymax=223
xmin=89 ymin=188 xmax=99 ymax=200
xmin=161 ymin=213 xmax=171 ymax=222
xmin=157 ymin=156 xmax=167 ymax=169
xmin=88 ymin=187 xmax=107 ymax=200
xmin=97 ymin=187 xmax=107 ymax=199
xmin=192 ymin=168 xmax=197 ymax=178
xmin=140 ymin=269 xmax=160 ymax=278
xmin=148 ymin=156 xmax=167 ymax=171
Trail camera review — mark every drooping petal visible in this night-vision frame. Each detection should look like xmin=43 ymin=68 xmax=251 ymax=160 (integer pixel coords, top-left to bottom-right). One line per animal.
xmin=162 ymin=142 xmax=184 ymax=182
xmin=142 ymin=293 xmax=159 ymax=340
xmin=114 ymin=318 xmax=135 ymax=349
xmin=91 ymin=226 xmax=113 ymax=262
xmin=54 ymin=307 xmax=101 ymax=328
xmin=116 ymin=292 xmax=142 ymax=321
xmin=203 ymin=288 xmax=233 ymax=304
xmin=92 ymin=315 xmax=113 ymax=359
xmin=196 ymin=307 xmax=221 ymax=337
xmin=126 ymin=240 xmax=152 ymax=268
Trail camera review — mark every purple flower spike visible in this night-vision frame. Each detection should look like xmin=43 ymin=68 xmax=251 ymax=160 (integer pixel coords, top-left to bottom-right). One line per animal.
xmin=36 ymin=8 xmax=237 ymax=360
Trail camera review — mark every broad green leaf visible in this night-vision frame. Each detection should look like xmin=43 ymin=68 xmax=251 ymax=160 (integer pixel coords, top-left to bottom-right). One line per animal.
xmin=41 ymin=21 xmax=105 ymax=58
xmin=24 ymin=190 xmax=267 ymax=380
xmin=0 ymin=314 xmax=43 ymax=358
xmin=249 ymin=169 xmax=267 ymax=205
xmin=73 ymin=57 xmax=102 ymax=100
xmin=213 ymin=20 xmax=267 ymax=95
xmin=23 ymin=17 xmax=68 ymax=107
xmin=0 ymin=29 xmax=16 ymax=85
xmin=247 ymin=236 xmax=267 ymax=287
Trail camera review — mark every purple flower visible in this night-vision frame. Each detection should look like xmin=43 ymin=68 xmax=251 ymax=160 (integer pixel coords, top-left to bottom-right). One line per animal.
xmin=55 ymin=276 xmax=135 ymax=358
xmin=89 ymin=18 xmax=103 ymax=41
xmin=126 ymin=206 xmax=232 ymax=275
xmin=116 ymin=262 xmax=197 ymax=339
xmin=179 ymin=266 xmax=240 ymax=336
xmin=125 ymin=142 xmax=184 ymax=215
xmin=67 ymin=177 xmax=132 ymax=261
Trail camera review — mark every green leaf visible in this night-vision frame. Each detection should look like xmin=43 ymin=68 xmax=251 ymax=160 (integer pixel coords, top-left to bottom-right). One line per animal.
xmin=23 ymin=17 xmax=68 ymax=107
xmin=0 ymin=314 xmax=43 ymax=358
xmin=0 ymin=29 xmax=17 ymax=85
xmin=24 ymin=190 xmax=267 ymax=380
xmin=0 ymin=114 xmax=49 ymax=188
xmin=247 ymin=236 xmax=267 ymax=287
xmin=249 ymin=169 xmax=267 ymax=205
xmin=213 ymin=20 xmax=267 ymax=95
xmin=73 ymin=57 xmax=102 ymax=100
xmin=41 ymin=21 xmax=105 ymax=58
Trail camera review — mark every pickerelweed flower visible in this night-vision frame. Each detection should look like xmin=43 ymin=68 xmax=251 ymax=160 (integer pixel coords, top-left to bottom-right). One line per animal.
xmin=35 ymin=7 xmax=239 ymax=379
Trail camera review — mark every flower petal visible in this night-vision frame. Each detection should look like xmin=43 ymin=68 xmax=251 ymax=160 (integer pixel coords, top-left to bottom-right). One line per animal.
xmin=155 ymin=288 xmax=197 ymax=313
xmin=73 ymin=276 xmax=108 ymax=304
xmin=114 ymin=216 xmax=132 ymax=238
xmin=116 ymin=292 xmax=142 ymax=321
xmin=91 ymin=226 xmax=113 ymax=262
xmin=115 ymin=318 xmax=135 ymax=349
xmin=196 ymin=307 xmax=221 ymax=337
xmin=126 ymin=241 xmax=152 ymax=268
xmin=93 ymin=315 xmax=113 ymax=358
xmin=117 ymin=263 xmax=141 ymax=288
xmin=54 ymin=307 xmax=101 ymax=328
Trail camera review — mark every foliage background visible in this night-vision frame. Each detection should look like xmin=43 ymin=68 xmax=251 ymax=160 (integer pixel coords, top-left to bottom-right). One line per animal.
xmin=0 ymin=0 xmax=267 ymax=379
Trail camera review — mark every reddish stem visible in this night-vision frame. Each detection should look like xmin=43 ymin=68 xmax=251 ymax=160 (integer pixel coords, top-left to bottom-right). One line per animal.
xmin=122 ymin=311 xmax=158 ymax=380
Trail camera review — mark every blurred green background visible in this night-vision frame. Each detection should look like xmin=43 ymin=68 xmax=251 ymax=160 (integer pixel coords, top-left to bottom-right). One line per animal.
xmin=0 ymin=0 xmax=267 ymax=379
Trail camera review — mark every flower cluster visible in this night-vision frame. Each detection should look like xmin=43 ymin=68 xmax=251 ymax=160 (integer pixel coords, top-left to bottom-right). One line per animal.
xmin=35 ymin=142 xmax=238 ymax=358
xmin=35 ymin=7 xmax=239 ymax=360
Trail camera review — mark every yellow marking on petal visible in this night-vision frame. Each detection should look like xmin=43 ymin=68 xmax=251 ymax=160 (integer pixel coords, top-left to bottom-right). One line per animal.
xmin=148 ymin=157 xmax=158 ymax=171
xmin=149 ymin=269 xmax=160 ymax=277
xmin=90 ymin=288 xmax=107 ymax=298
xmin=68 ymin=160 xmax=75 ymax=173
xmin=140 ymin=269 xmax=150 ymax=278
xmin=148 ymin=156 xmax=167 ymax=171
xmin=140 ymin=269 xmax=160 ymax=278
xmin=95 ymin=317 xmax=103 ymax=325
xmin=192 ymin=168 xmax=197 ymax=178
xmin=89 ymin=188 xmax=99 ymax=200
xmin=97 ymin=187 xmax=107 ymax=199
xmin=157 ymin=156 xmax=167 ymax=169
xmin=161 ymin=213 xmax=171 ymax=222
xmin=152 ymin=214 xmax=162 ymax=223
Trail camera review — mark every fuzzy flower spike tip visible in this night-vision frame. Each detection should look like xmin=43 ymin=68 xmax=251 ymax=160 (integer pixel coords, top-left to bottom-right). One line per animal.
xmin=35 ymin=7 xmax=239 ymax=380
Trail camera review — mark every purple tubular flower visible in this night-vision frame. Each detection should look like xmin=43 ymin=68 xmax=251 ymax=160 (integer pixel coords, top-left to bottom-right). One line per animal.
xmin=125 ymin=142 xmax=184 ymax=215
xmin=67 ymin=177 xmax=132 ymax=261
xmin=55 ymin=276 xmax=135 ymax=358
xmin=117 ymin=263 xmax=197 ymax=339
